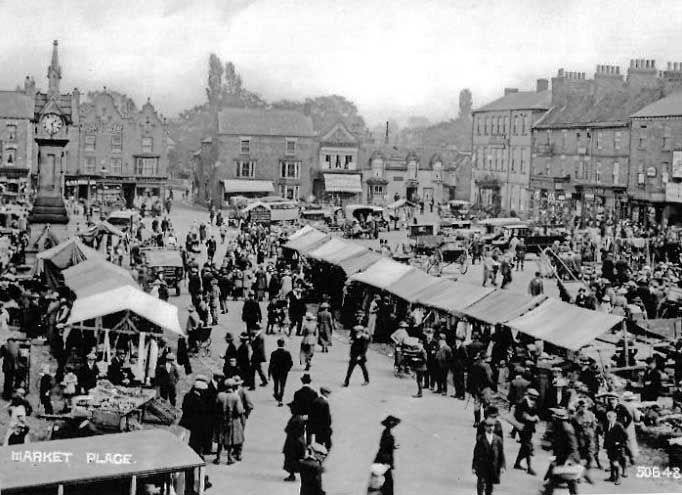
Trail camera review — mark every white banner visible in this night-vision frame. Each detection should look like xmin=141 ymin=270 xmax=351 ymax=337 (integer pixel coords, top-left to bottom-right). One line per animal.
xmin=666 ymin=182 xmax=682 ymax=203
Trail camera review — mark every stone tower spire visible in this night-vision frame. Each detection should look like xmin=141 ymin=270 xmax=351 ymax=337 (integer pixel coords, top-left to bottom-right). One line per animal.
xmin=47 ymin=40 xmax=61 ymax=97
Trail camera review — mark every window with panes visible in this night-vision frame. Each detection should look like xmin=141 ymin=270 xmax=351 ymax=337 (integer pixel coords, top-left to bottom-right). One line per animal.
xmin=84 ymin=134 xmax=96 ymax=152
xmin=141 ymin=137 xmax=153 ymax=153
xmin=280 ymin=161 xmax=300 ymax=179
xmin=236 ymin=160 xmax=255 ymax=178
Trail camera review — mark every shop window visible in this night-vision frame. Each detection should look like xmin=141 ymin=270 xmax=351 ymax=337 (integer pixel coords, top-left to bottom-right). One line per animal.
xmin=324 ymin=154 xmax=331 ymax=169
xmin=236 ymin=160 xmax=255 ymax=178
xmin=344 ymin=155 xmax=354 ymax=170
xmin=136 ymin=157 xmax=158 ymax=176
xmin=279 ymin=184 xmax=299 ymax=200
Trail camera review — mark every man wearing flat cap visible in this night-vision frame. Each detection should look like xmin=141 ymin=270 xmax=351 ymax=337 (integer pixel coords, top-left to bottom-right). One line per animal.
xmin=512 ymin=388 xmax=540 ymax=475
xmin=541 ymin=408 xmax=581 ymax=495
xmin=308 ymin=387 xmax=332 ymax=451
xmin=343 ymin=325 xmax=370 ymax=387
xmin=472 ymin=417 xmax=505 ymax=495
xmin=155 ymin=352 xmax=180 ymax=406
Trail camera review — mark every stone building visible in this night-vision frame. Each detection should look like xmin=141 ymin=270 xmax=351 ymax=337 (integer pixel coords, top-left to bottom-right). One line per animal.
xmin=312 ymin=122 xmax=362 ymax=204
xmin=0 ymin=87 xmax=35 ymax=202
xmin=205 ymin=107 xmax=316 ymax=206
xmin=360 ymin=145 xmax=469 ymax=205
xmin=629 ymin=89 xmax=682 ymax=225
xmin=471 ymin=81 xmax=551 ymax=216
xmin=63 ymin=90 xmax=168 ymax=207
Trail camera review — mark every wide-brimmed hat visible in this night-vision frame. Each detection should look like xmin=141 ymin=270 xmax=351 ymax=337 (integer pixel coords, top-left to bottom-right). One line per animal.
xmin=223 ymin=378 xmax=236 ymax=388
xmin=353 ymin=325 xmax=365 ymax=332
xmin=381 ymin=415 xmax=401 ymax=428
xmin=301 ymin=373 xmax=312 ymax=384
xmin=398 ymin=321 xmax=409 ymax=328
xmin=320 ymin=302 xmax=330 ymax=309
xmin=225 ymin=332 xmax=234 ymax=342
xmin=194 ymin=380 xmax=208 ymax=390
xmin=195 ymin=374 xmax=208 ymax=383
xmin=240 ymin=332 xmax=250 ymax=340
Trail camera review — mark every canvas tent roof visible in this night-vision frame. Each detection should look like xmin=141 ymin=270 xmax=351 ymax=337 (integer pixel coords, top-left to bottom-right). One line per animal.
xmin=336 ymin=250 xmax=382 ymax=275
xmin=284 ymin=230 xmax=329 ymax=253
xmin=83 ymin=220 xmax=125 ymax=237
xmin=462 ymin=291 xmax=547 ymax=325
xmin=288 ymin=225 xmax=318 ymax=241
xmin=66 ymin=285 xmax=184 ymax=336
xmin=505 ymin=298 xmax=623 ymax=351
xmin=32 ymin=238 xmax=103 ymax=282
xmin=308 ymin=238 xmax=366 ymax=263
xmin=387 ymin=269 xmax=445 ymax=303
xmin=62 ymin=259 xmax=136 ymax=297
xmin=416 ymin=281 xmax=494 ymax=314
xmin=349 ymin=258 xmax=413 ymax=290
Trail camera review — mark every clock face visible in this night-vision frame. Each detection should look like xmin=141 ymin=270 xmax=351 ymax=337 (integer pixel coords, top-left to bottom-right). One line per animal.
xmin=42 ymin=114 xmax=63 ymax=135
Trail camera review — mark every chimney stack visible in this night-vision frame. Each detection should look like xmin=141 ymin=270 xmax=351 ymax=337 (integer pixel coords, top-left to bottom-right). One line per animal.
xmin=385 ymin=121 xmax=389 ymax=145
xmin=536 ymin=78 xmax=549 ymax=92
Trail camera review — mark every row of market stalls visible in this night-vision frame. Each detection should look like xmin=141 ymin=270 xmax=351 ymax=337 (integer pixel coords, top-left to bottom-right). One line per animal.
xmin=285 ymin=226 xmax=624 ymax=352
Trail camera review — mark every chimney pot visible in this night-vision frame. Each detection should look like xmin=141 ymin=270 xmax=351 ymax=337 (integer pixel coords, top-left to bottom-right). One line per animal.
xmin=558 ymin=68 xmax=564 ymax=77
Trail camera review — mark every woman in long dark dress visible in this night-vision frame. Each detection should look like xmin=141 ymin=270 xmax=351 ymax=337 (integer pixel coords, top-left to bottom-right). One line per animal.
xmin=373 ymin=415 xmax=401 ymax=495
xmin=282 ymin=401 xmax=307 ymax=482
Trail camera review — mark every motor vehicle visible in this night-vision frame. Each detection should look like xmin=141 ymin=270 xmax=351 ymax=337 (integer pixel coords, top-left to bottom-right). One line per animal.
xmin=344 ymin=204 xmax=389 ymax=228
xmin=257 ymin=196 xmax=299 ymax=222
xmin=0 ymin=429 xmax=206 ymax=495
xmin=299 ymin=207 xmax=333 ymax=226
xmin=140 ymin=247 xmax=185 ymax=295
xmin=490 ymin=223 xmax=567 ymax=253
xmin=445 ymin=199 xmax=471 ymax=219
xmin=106 ymin=209 xmax=141 ymax=232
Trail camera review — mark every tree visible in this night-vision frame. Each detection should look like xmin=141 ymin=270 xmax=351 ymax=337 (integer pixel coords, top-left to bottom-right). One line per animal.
xmin=459 ymin=89 xmax=473 ymax=120
xmin=206 ymin=53 xmax=224 ymax=110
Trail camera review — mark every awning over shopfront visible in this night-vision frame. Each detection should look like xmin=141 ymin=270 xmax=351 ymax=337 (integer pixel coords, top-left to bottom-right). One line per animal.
xmin=336 ymin=250 xmax=382 ymax=275
xmin=349 ymin=258 xmax=413 ymax=291
xmin=462 ymin=291 xmax=547 ymax=325
xmin=416 ymin=282 xmax=494 ymax=314
xmin=323 ymin=173 xmax=363 ymax=193
xmin=308 ymin=238 xmax=366 ymax=263
xmin=67 ymin=285 xmax=184 ymax=336
xmin=222 ymin=179 xmax=274 ymax=194
xmin=388 ymin=269 xmax=447 ymax=303
xmin=284 ymin=230 xmax=330 ymax=253
xmin=505 ymin=298 xmax=623 ymax=351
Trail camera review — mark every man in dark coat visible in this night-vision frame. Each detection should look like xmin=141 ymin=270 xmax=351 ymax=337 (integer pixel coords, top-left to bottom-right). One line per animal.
xmin=451 ymin=337 xmax=468 ymax=399
xmin=434 ymin=334 xmax=452 ymax=395
xmin=542 ymin=408 xmax=581 ymax=495
xmin=288 ymin=288 xmax=306 ymax=337
xmin=236 ymin=333 xmax=253 ymax=388
xmin=179 ymin=379 xmax=214 ymax=459
xmin=467 ymin=352 xmax=494 ymax=428
xmin=472 ymin=417 xmax=505 ymax=495
xmin=299 ymin=443 xmax=328 ymax=495
xmin=249 ymin=326 xmax=268 ymax=390
xmin=642 ymin=357 xmax=662 ymax=402
xmin=293 ymin=373 xmax=319 ymax=418
xmin=513 ymin=388 xmax=540 ymax=475
xmin=343 ymin=325 xmax=370 ymax=387
xmin=308 ymin=387 xmax=332 ymax=450
xmin=268 ymin=338 xmax=293 ymax=406
xmin=77 ymin=353 xmax=99 ymax=394
xmin=603 ymin=410 xmax=628 ymax=485
xmin=155 ymin=353 xmax=180 ymax=406
xmin=241 ymin=292 xmax=262 ymax=331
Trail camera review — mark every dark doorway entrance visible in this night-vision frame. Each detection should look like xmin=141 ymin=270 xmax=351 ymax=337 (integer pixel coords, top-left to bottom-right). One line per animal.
xmin=122 ymin=183 xmax=135 ymax=208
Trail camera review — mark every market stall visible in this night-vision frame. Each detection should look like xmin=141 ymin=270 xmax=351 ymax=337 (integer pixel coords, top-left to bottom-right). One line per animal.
xmin=349 ymin=258 xmax=414 ymax=291
xmin=386 ymin=268 xmax=447 ymax=303
xmin=461 ymin=291 xmax=548 ymax=326
xmin=415 ymin=280 xmax=494 ymax=315
xmin=335 ymin=250 xmax=383 ymax=276
xmin=31 ymin=237 xmax=103 ymax=287
xmin=62 ymin=258 xmax=137 ymax=297
xmin=505 ymin=297 xmax=623 ymax=351
xmin=307 ymin=237 xmax=366 ymax=264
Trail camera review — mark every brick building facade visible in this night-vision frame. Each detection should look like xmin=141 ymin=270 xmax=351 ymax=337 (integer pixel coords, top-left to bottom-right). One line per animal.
xmin=471 ymin=81 xmax=551 ymax=216
xmin=204 ymin=108 xmax=316 ymax=206
xmin=0 ymin=89 xmax=35 ymax=202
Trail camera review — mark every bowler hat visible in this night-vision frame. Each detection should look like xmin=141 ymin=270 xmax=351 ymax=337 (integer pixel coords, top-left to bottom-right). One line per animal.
xmin=301 ymin=373 xmax=312 ymax=384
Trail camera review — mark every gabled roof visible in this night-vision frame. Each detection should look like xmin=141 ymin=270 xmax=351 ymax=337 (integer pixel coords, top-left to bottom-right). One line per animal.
xmin=474 ymin=90 xmax=551 ymax=113
xmin=0 ymin=91 xmax=34 ymax=119
xmin=631 ymin=91 xmax=682 ymax=118
xmin=218 ymin=108 xmax=315 ymax=137
xmin=536 ymin=88 xmax=662 ymax=127
xmin=319 ymin=121 xmax=359 ymax=145
xmin=34 ymin=92 xmax=73 ymax=119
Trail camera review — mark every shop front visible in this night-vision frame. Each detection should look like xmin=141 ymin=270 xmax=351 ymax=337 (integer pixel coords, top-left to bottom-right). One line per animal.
xmin=366 ymin=176 xmax=388 ymax=205
xmin=473 ymin=175 xmax=501 ymax=215
xmin=319 ymin=172 xmax=362 ymax=205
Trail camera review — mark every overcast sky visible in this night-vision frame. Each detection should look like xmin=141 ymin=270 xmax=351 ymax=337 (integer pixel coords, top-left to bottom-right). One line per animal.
xmin=2 ymin=0 xmax=681 ymax=126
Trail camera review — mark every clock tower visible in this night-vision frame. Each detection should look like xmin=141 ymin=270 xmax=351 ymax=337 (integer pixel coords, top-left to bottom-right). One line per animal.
xmin=28 ymin=40 xmax=77 ymax=242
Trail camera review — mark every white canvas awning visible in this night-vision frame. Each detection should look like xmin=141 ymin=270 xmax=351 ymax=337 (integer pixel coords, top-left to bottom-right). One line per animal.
xmin=67 ymin=285 xmax=184 ymax=336
xmin=222 ymin=179 xmax=274 ymax=194
xmin=323 ymin=174 xmax=362 ymax=193
xmin=349 ymin=258 xmax=414 ymax=290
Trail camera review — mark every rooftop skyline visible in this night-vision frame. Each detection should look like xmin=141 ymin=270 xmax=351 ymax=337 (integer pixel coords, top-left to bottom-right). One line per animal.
xmin=3 ymin=0 xmax=682 ymax=126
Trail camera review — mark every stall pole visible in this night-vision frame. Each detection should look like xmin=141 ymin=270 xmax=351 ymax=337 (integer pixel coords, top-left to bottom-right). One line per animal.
xmin=198 ymin=466 xmax=205 ymax=495
xmin=622 ymin=319 xmax=629 ymax=369
xmin=57 ymin=485 xmax=64 ymax=495
xmin=129 ymin=475 xmax=137 ymax=495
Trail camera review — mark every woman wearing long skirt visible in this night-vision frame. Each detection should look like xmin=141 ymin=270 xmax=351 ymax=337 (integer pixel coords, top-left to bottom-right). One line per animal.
xmin=373 ymin=415 xmax=401 ymax=495
xmin=282 ymin=401 xmax=306 ymax=482
xmin=300 ymin=313 xmax=318 ymax=371
xmin=317 ymin=303 xmax=334 ymax=353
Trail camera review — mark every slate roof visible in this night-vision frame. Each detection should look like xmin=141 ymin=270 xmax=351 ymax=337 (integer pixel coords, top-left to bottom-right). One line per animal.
xmin=218 ymin=108 xmax=315 ymax=137
xmin=474 ymin=90 xmax=551 ymax=113
xmin=0 ymin=91 xmax=34 ymax=119
xmin=631 ymin=91 xmax=682 ymax=118
xmin=536 ymin=88 xmax=662 ymax=127
xmin=34 ymin=92 xmax=74 ymax=119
